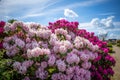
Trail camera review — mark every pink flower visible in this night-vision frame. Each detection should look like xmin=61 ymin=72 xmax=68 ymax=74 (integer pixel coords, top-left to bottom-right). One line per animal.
xmin=0 ymin=27 xmax=4 ymax=34
xmin=59 ymin=45 xmax=67 ymax=53
xmin=0 ymin=21 xmax=5 ymax=28
xmin=66 ymin=53 xmax=80 ymax=64
xmin=53 ymin=46 xmax=59 ymax=53
xmin=15 ymin=38 xmax=25 ymax=48
xmin=63 ymin=40 xmax=73 ymax=49
xmin=0 ymin=42 xmax=3 ymax=49
xmin=23 ymin=76 xmax=30 ymax=80
xmin=79 ymin=68 xmax=87 ymax=75
xmin=42 ymin=48 xmax=50 ymax=55
xmin=22 ymin=60 xmax=33 ymax=68
xmin=56 ymin=59 xmax=66 ymax=72
xmin=48 ymin=55 xmax=56 ymax=66
xmin=55 ymin=28 xmax=68 ymax=36
xmin=80 ymin=54 xmax=89 ymax=62
xmin=27 ymin=49 xmax=32 ymax=58
xmin=49 ymin=34 xmax=58 ymax=45
xmin=66 ymin=67 xmax=74 ymax=74
xmin=103 ymin=48 xmax=109 ymax=53
xmin=19 ymin=66 xmax=27 ymax=74
xmin=85 ymin=71 xmax=91 ymax=80
xmin=13 ymin=62 xmax=21 ymax=70
xmin=36 ymin=67 xmax=48 ymax=79
xmin=65 ymin=35 xmax=71 ymax=41
xmin=41 ymin=61 xmax=48 ymax=68
xmin=26 ymin=37 xmax=31 ymax=43
xmin=31 ymin=40 xmax=39 ymax=48
xmin=51 ymin=73 xmax=67 ymax=80
xmin=82 ymin=62 xmax=91 ymax=69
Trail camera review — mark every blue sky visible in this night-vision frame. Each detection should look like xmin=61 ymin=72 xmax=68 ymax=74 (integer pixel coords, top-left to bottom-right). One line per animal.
xmin=0 ymin=0 xmax=120 ymax=39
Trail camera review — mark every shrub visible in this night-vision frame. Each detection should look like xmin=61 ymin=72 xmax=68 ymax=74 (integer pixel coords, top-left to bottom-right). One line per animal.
xmin=0 ymin=20 xmax=116 ymax=80
xmin=107 ymin=42 xmax=113 ymax=48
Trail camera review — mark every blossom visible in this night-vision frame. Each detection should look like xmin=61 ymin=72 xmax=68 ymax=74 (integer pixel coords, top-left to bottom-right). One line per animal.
xmin=13 ymin=62 xmax=21 ymax=70
xmin=15 ymin=38 xmax=25 ymax=48
xmin=23 ymin=76 xmax=30 ymax=80
xmin=66 ymin=67 xmax=74 ymax=74
xmin=2 ymin=20 xmax=115 ymax=80
xmin=35 ymin=67 xmax=48 ymax=79
xmin=27 ymin=47 xmax=50 ymax=58
xmin=55 ymin=28 xmax=67 ymax=36
xmin=19 ymin=66 xmax=27 ymax=74
xmin=56 ymin=59 xmax=66 ymax=72
xmin=51 ymin=73 xmax=67 ymax=80
xmin=59 ymin=45 xmax=67 ymax=53
xmin=66 ymin=52 xmax=80 ymax=64
xmin=49 ymin=34 xmax=58 ymax=45
xmin=82 ymin=62 xmax=91 ymax=69
xmin=41 ymin=61 xmax=48 ymax=68
xmin=0 ymin=42 xmax=3 ymax=49
xmin=0 ymin=21 xmax=5 ymax=27
xmin=48 ymin=55 xmax=56 ymax=66
xmin=80 ymin=53 xmax=89 ymax=62
xmin=0 ymin=27 xmax=4 ymax=34
xmin=22 ymin=60 xmax=34 ymax=68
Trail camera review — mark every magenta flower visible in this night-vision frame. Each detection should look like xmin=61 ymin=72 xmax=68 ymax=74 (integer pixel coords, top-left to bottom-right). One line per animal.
xmin=0 ymin=42 xmax=3 ymax=49
xmin=0 ymin=21 xmax=5 ymax=28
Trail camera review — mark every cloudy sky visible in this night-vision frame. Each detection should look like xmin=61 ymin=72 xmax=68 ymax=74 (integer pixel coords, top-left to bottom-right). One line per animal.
xmin=0 ymin=0 xmax=120 ymax=39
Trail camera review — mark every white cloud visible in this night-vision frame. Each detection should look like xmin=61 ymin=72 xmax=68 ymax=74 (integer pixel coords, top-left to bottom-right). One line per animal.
xmin=98 ymin=12 xmax=115 ymax=16
xmin=80 ymin=16 xmax=115 ymax=29
xmin=58 ymin=17 xmax=67 ymax=20
xmin=79 ymin=23 xmax=92 ymax=28
xmin=0 ymin=0 xmax=59 ymax=20
xmin=91 ymin=16 xmax=114 ymax=28
xmin=64 ymin=9 xmax=78 ymax=18
xmin=109 ymin=33 xmax=120 ymax=39
xmin=0 ymin=0 xmax=106 ymax=21
xmin=79 ymin=16 xmax=120 ymax=39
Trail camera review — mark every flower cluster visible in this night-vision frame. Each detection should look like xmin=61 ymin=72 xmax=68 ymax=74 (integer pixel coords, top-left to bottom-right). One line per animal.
xmin=2 ymin=20 xmax=100 ymax=80
xmin=13 ymin=60 xmax=33 ymax=74
xmin=1 ymin=19 xmax=116 ymax=80
xmin=0 ymin=21 xmax=5 ymax=49
xmin=48 ymin=19 xmax=116 ymax=80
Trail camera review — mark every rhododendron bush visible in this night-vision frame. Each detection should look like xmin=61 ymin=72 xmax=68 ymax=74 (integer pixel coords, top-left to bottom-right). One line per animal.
xmin=0 ymin=20 xmax=115 ymax=80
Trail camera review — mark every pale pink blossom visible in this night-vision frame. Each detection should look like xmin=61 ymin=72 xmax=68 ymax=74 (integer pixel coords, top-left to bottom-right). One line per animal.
xmin=65 ymin=35 xmax=71 ymax=41
xmin=22 ymin=60 xmax=34 ymax=68
xmin=48 ymin=55 xmax=56 ymax=66
xmin=15 ymin=38 xmax=25 ymax=48
xmin=56 ymin=59 xmax=66 ymax=72
xmin=59 ymin=45 xmax=67 ymax=53
xmin=66 ymin=67 xmax=74 ymax=74
xmin=35 ymin=67 xmax=48 ymax=79
xmin=55 ymin=28 xmax=67 ymax=36
xmin=41 ymin=61 xmax=48 ymax=68
xmin=23 ymin=76 xmax=30 ymax=80
xmin=13 ymin=62 xmax=21 ymax=70
xmin=82 ymin=62 xmax=91 ymax=69
xmin=19 ymin=66 xmax=27 ymax=74
xmin=80 ymin=54 xmax=89 ymax=62
xmin=66 ymin=53 xmax=80 ymax=64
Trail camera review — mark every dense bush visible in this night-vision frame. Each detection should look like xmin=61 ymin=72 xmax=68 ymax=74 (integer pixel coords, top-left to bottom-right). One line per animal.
xmin=109 ymin=48 xmax=113 ymax=53
xmin=117 ymin=40 xmax=120 ymax=47
xmin=48 ymin=19 xmax=116 ymax=80
xmin=0 ymin=20 xmax=116 ymax=80
xmin=107 ymin=42 xmax=113 ymax=48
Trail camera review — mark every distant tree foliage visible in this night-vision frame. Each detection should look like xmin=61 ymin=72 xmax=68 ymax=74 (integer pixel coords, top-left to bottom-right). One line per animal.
xmin=8 ymin=19 xmax=17 ymax=23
